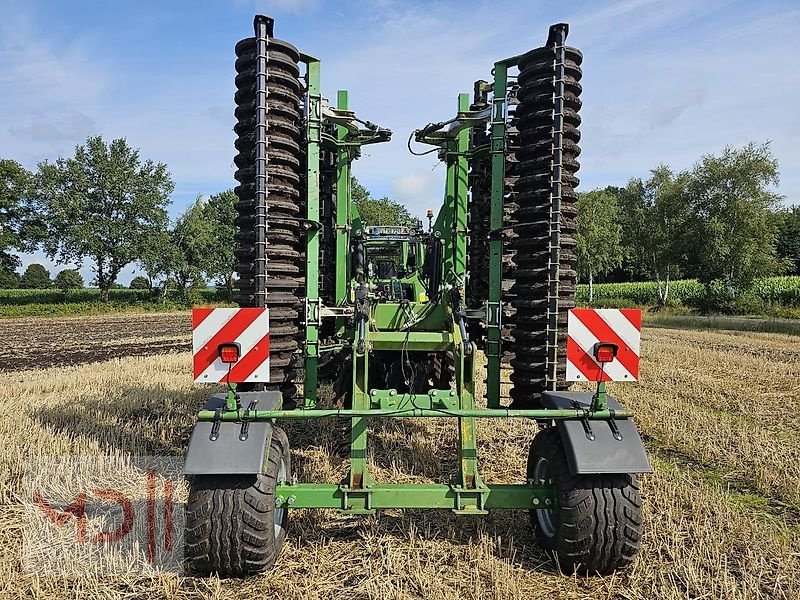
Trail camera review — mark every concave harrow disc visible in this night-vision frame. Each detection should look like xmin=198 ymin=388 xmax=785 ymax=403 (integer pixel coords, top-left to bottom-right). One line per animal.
xmin=507 ymin=39 xmax=583 ymax=407
xmin=233 ymin=35 xmax=305 ymax=401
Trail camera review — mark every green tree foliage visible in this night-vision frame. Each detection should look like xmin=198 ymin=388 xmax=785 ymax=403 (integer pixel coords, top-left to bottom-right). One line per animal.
xmin=19 ymin=263 xmax=51 ymax=289
xmin=775 ymin=206 xmax=800 ymax=276
xmin=32 ymin=136 xmax=174 ymax=301
xmin=53 ymin=269 xmax=84 ymax=291
xmin=170 ymin=199 xmax=215 ymax=291
xmin=0 ymin=268 xmax=20 ymax=289
xmin=685 ymin=142 xmax=785 ymax=293
xmin=137 ymin=229 xmax=179 ymax=295
xmin=202 ymin=190 xmax=237 ymax=297
xmin=0 ymin=159 xmax=33 ymax=270
xmin=618 ymin=166 xmax=691 ymax=304
xmin=575 ymin=189 xmax=623 ymax=302
xmin=129 ymin=275 xmax=151 ymax=290
xmin=136 ymin=191 xmax=235 ymax=300
xmin=351 ymin=176 xmax=415 ymax=227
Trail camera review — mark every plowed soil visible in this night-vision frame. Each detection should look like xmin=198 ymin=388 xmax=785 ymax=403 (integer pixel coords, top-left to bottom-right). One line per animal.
xmin=1 ymin=312 xmax=190 ymax=372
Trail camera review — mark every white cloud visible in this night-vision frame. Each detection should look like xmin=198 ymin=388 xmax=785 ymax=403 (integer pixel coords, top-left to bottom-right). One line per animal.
xmin=390 ymin=170 xmax=443 ymax=212
xmin=0 ymin=10 xmax=108 ymax=166
xmin=4 ymin=0 xmax=800 ymax=286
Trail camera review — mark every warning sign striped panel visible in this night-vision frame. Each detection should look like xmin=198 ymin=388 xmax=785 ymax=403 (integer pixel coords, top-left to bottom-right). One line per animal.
xmin=192 ymin=307 xmax=270 ymax=383
xmin=566 ymin=308 xmax=641 ymax=382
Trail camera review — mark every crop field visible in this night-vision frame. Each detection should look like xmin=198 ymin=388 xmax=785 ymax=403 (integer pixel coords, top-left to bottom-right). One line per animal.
xmin=574 ymin=276 xmax=800 ymax=308
xmin=1 ymin=313 xmax=799 ymax=599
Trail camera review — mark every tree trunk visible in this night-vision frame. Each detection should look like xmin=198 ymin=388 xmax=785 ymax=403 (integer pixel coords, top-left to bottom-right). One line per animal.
xmin=96 ymin=256 xmax=108 ymax=302
xmin=653 ymin=252 xmax=667 ymax=306
xmin=588 ymin=270 xmax=594 ymax=304
xmin=654 ymin=270 xmax=665 ymax=306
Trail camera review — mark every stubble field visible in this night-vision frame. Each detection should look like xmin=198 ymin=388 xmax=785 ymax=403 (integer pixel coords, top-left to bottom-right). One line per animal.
xmin=1 ymin=312 xmax=799 ymax=599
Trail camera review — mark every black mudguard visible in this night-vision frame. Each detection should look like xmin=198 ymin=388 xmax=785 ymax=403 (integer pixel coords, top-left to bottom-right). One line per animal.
xmin=540 ymin=391 xmax=652 ymax=475
xmin=184 ymin=391 xmax=283 ymax=475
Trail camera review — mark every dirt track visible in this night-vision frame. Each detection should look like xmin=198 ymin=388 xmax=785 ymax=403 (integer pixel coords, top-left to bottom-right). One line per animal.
xmin=1 ymin=312 xmax=190 ymax=372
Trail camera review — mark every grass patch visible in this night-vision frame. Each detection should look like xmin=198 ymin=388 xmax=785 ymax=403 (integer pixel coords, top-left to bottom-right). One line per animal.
xmin=0 ymin=288 xmax=236 ymax=318
xmin=644 ymin=312 xmax=800 ymax=335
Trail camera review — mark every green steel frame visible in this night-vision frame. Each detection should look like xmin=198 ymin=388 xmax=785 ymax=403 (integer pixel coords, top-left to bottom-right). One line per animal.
xmin=200 ymin=51 xmax=629 ymax=513
xmin=303 ymin=55 xmax=321 ymax=409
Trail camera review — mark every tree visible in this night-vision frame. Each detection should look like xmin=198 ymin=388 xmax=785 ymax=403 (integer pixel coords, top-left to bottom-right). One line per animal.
xmin=137 ymin=194 xmax=225 ymax=301
xmin=575 ymin=189 xmax=623 ymax=303
xmin=32 ymin=136 xmax=174 ymax=301
xmin=129 ymin=275 xmax=151 ymax=290
xmin=169 ymin=197 xmax=215 ymax=292
xmin=202 ymin=190 xmax=237 ymax=297
xmin=685 ymin=142 xmax=786 ymax=293
xmin=775 ymin=205 xmax=800 ymax=276
xmin=0 ymin=159 xmax=33 ymax=271
xmin=19 ymin=263 xmax=51 ymax=288
xmin=351 ymin=176 xmax=415 ymax=227
xmin=0 ymin=268 xmax=19 ymax=289
xmin=53 ymin=269 xmax=84 ymax=291
xmin=138 ymin=229 xmax=180 ymax=296
xmin=618 ymin=166 xmax=691 ymax=305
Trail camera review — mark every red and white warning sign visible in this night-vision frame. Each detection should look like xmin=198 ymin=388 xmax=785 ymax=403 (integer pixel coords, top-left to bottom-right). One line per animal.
xmin=192 ymin=307 xmax=270 ymax=383
xmin=566 ymin=308 xmax=641 ymax=382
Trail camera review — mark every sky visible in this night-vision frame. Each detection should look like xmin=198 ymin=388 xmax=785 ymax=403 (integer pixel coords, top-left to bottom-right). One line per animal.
xmin=2 ymin=0 xmax=799 ymax=285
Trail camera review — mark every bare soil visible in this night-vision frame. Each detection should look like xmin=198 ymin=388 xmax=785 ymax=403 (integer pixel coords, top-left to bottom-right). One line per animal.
xmin=1 ymin=312 xmax=190 ymax=371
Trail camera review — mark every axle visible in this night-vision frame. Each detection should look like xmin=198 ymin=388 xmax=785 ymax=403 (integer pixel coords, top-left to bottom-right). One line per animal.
xmin=196 ymin=407 xmax=632 ymax=421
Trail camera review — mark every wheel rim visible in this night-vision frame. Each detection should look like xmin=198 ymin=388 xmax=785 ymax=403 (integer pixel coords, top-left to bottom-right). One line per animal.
xmin=533 ymin=456 xmax=557 ymax=538
xmin=274 ymin=457 xmax=288 ymax=538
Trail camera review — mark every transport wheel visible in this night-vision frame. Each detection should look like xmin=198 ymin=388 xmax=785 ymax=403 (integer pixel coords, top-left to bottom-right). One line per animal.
xmin=526 ymin=427 xmax=643 ymax=575
xmin=185 ymin=427 xmax=291 ymax=576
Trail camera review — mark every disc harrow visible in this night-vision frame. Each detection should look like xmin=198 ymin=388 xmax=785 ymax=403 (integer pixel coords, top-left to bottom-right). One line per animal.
xmin=233 ymin=34 xmax=305 ymax=400
xmin=184 ymin=16 xmax=648 ymax=579
xmin=507 ymin=40 xmax=583 ymax=406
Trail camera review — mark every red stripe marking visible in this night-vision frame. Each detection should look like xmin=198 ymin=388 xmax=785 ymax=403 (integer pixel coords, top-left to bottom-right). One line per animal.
xmin=620 ymin=308 xmax=642 ymax=330
xmin=567 ymin=336 xmax=612 ymax=382
xmin=226 ymin=333 xmax=270 ymax=383
xmin=192 ymin=309 xmax=263 ymax=379
xmin=572 ymin=309 xmax=639 ymax=379
xmin=192 ymin=307 xmax=214 ymax=329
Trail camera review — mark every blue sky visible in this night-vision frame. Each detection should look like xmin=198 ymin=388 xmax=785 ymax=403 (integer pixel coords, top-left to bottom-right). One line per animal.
xmin=2 ymin=0 xmax=798 ymax=284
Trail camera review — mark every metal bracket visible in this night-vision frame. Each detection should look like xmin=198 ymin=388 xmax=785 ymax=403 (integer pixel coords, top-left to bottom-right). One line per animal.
xmin=320 ymin=304 xmax=355 ymax=318
xmin=320 ymin=102 xmax=392 ymax=145
xmin=574 ymin=403 xmax=596 ymax=441
xmin=451 ymin=484 xmax=489 ymax=515
xmin=239 ymin=399 xmax=259 ymax=441
xmin=608 ymin=411 xmax=623 ymax=441
xmin=485 ymin=301 xmax=502 ymax=328
xmin=209 ymin=408 xmax=222 ymax=441
xmin=338 ymin=484 xmax=375 ymax=514
xmin=303 ymin=297 xmax=323 ymax=327
xmin=413 ymin=106 xmax=492 ymax=146
xmin=464 ymin=308 xmax=484 ymax=320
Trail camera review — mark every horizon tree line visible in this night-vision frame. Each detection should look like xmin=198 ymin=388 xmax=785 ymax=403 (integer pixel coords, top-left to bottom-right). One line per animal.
xmin=1 ymin=136 xmax=798 ymax=305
